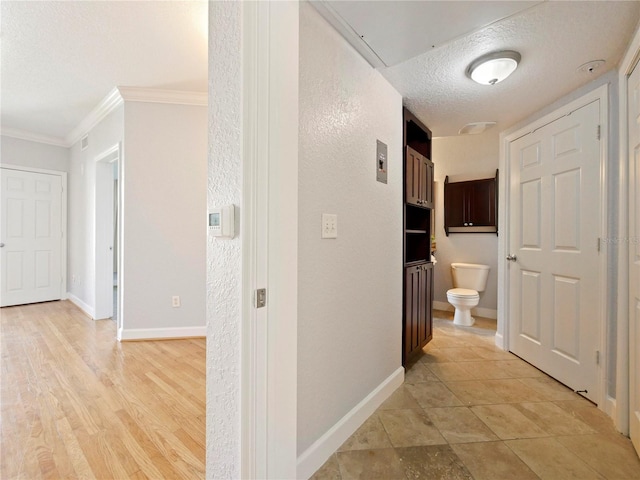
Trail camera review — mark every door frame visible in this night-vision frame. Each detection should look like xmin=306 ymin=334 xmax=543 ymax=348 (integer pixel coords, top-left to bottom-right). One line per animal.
xmin=0 ymin=164 xmax=68 ymax=302
xmin=616 ymin=25 xmax=640 ymax=437
xmin=94 ymin=143 xmax=121 ymax=322
xmin=237 ymin=1 xmax=299 ymax=478
xmin=498 ymin=84 xmax=609 ymax=411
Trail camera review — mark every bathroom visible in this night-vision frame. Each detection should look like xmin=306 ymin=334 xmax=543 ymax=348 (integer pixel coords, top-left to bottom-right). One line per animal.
xmin=432 ymin=128 xmax=500 ymax=329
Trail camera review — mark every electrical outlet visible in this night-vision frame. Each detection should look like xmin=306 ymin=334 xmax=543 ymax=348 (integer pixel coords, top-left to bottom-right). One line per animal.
xmin=172 ymin=296 xmax=181 ymax=308
xmin=322 ymin=213 xmax=338 ymax=239
xmin=72 ymin=275 xmax=76 ymax=284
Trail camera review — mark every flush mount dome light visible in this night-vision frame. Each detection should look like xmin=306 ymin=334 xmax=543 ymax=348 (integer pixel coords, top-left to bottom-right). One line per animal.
xmin=467 ymin=50 xmax=521 ymax=85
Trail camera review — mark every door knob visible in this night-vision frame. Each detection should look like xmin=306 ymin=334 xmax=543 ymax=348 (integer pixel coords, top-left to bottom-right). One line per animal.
xmin=0 ymin=243 xmax=4 ymax=248
xmin=506 ymin=254 xmax=517 ymax=261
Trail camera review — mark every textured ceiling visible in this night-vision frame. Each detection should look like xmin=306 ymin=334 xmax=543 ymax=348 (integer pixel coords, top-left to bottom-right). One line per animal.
xmin=2 ymin=1 xmax=639 ymax=143
xmin=1 ymin=0 xmax=208 ymax=144
xmin=325 ymin=1 xmax=541 ymax=67
xmin=377 ymin=1 xmax=640 ymax=137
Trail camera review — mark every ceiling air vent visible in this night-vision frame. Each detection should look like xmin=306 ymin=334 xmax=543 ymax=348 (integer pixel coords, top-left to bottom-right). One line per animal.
xmin=81 ymin=134 xmax=89 ymax=151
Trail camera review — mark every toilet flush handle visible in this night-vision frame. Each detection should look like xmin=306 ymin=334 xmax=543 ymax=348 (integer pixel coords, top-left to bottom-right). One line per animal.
xmin=506 ymin=254 xmax=517 ymax=261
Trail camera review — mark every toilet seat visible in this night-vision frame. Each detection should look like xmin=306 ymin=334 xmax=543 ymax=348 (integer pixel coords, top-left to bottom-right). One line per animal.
xmin=446 ymin=288 xmax=479 ymax=299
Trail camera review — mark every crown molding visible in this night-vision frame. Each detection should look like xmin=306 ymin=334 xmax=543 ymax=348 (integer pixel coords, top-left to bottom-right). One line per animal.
xmin=65 ymin=87 xmax=124 ymax=147
xmin=1 ymin=127 xmax=68 ymax=148
xmin=117 ymin=86 xmax=208 ymax=106
xmin=3 ymin=87 xmax=207 ymax=149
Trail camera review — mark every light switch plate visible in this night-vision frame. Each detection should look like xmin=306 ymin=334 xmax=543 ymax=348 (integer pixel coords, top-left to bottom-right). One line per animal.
xmin=376 ymin=140 xmax=387 ymax=184
xmin=322 ymin=213 xmax=337 ymax=239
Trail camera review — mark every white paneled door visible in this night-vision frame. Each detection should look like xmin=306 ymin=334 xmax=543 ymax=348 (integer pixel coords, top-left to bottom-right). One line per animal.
xmin=508 ymin=100 xmax=601 ymax=403
xmin=628 ymin=61 xmax=640 ymax=455
xmin=1 ymin=168 xmax=63 ymax=307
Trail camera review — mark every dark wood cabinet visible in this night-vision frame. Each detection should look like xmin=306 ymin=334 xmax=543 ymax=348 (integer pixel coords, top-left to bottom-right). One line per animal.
xmin=406 ymin=147 xmax=434 ymax=209
xmin=404 ymin=262 xmax=433 ymax=360
xmin=444 ymin=170 xmax=498 ymax=235
xmin=403 ymin=108 xmax=434 ymax=365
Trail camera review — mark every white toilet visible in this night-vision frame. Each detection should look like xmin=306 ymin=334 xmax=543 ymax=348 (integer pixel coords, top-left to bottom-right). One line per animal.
xmin=446 ymin=263 xmax=490 ymax=327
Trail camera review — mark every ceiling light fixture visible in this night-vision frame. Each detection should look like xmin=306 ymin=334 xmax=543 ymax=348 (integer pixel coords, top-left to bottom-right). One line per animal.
xmin=466 ymin=50 xmax=521 ymax=86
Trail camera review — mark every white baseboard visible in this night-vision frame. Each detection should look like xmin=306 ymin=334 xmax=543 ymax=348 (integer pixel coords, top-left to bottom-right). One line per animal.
xmin=605 ymin=395 xmax=616 ymax=418
xmin=67 ymin=292 xmax=95 ymax=318
xmin=433 ymin=300 xmax=497 ymax=320
xmin=296 ymin=367 xmax=405 ymax=480
xmin=118 ymin=326 xmax=206 ymax=341
xmin=494 ymin=332 xmax=505 ymax=350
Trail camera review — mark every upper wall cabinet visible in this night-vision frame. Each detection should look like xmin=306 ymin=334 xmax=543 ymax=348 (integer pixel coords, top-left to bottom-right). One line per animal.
xmin=406 ymin=146 xmax=434 ymax=209
xmin=444 ymin=170 xmax=498 ymax=235
xmin=404 ymin=109 xmax=433 ymax=210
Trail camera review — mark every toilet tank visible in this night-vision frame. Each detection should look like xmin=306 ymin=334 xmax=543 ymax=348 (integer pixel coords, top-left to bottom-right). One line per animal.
xmin=451 ymin=263 xmax=490 ymax=292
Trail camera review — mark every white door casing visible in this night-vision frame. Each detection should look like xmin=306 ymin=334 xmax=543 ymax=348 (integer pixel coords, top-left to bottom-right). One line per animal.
xmin=94 ymin=144 xmax=120 ymax=321
xmin=1 ymin=167 xmax=65 ymax=307
xmin=628 ymin=59 xmax=640 ymax=454
xmin=506 ymin=98 xmax=603 ymax=404
xmin=238 ymin=1 xmax=299 ymax=478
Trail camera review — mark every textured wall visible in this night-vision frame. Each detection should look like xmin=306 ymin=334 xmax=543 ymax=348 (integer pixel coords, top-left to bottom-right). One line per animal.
xmin=298 ymin=3 xmax=403 ymax=454
xmin=1 ymin=135 xmax=69 ymax=172
xmin=121 ymin=101 xmax=207 ymax=333
xmin=432 ymin=130 xmax=500 ymax=311
xmin=206 ymin=2 xmax=242 ymax=478
xmin=67 ymin=106 xmax=124 ymax=309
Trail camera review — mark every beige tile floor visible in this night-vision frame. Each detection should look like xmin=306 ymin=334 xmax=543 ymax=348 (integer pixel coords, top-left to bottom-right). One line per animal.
xmin=311 ymin=312 xmax=640 ymax=480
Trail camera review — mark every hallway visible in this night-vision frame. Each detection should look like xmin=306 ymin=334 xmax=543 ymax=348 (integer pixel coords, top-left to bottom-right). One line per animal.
xmin=311 ymin=314 xmax=640 ymax=479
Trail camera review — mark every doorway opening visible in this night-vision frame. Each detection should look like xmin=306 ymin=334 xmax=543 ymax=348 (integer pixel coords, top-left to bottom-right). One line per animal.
xmin=95 ymin=144 xmax=121 ymax=328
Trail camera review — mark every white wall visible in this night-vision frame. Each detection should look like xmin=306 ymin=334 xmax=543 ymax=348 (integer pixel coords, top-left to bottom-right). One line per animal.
xmin=1 ymin=135 xmax=69 ymax=172
xmin=432 ymin=130 xmax=499 ymax=314
xmin=120 ymin=101 xmax=206 ymax=337
xmin=207 ymin=1 xmax=242 ymax=477
xmin=298 ymin=3 xmax=403 ymax=455
xmin=68 ymin=106 xmax=124 ymax=312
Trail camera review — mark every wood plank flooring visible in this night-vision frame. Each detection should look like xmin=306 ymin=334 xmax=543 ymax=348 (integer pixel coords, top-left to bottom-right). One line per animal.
xmin=1 ymin=300 xmax=205 ymax=479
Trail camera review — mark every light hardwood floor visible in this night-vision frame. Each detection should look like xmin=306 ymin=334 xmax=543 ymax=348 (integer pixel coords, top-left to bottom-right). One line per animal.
xmin=1 ymin=300 xmax=205 ymax=479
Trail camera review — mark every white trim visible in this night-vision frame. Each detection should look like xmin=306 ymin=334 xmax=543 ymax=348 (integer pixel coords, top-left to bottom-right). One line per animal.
xmin=296 ymin=367 xmax=405 ymax=480
xmin=67 ymin=292 xmax=95 ymax=319
xmin=94 ymin=144 xmax=121 ymax=321
xmin=310 ymin=1 xmax=386 ymax=69
xmin=66 ymin=87 xmax=124 ymax=147
xmin=1 ymin=164 xmax=68 ymax=304
xmin=606 ymin=395 xmax=617 ymax=420
xmin=4 ymin=87 xmax=206 ymax=149
xmin=616 ymin=23 xmax=640 ymax=437
xmin=240 ymin=2 xmax=299 ymax=478
xmin=499 ymin=84 xmax=609 ymax=411
xmin=1 ymin=128 xmax=68 ymax=148
xmin=118 ymin=326 xmax=206 ymax=341
xmin=117 ymin=86 xmax=207 ymax=106
xmin=241 ymin=1 xmax=267 ymax=477
xmin=433 ymin=300 xmax=497 ymax=320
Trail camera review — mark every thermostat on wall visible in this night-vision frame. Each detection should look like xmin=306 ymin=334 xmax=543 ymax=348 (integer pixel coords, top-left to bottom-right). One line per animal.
xmin=209 ymin=205 xmax=235 ymax=238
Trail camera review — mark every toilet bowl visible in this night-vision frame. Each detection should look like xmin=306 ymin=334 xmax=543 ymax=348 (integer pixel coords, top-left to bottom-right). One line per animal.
xmin=446 ymin=263 xmax=490 ymax=327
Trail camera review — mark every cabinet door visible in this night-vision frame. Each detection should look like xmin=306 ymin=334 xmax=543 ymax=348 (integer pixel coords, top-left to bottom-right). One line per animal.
xmin=467 ymin=180 xmax=496 ymax=226
xmin=424 ymin=263 xmax=433 ymax=344
xmin=406 ymin=147 xmax=422 ymax=207
xmin=421 ymin=157 xmax=435 ymax=209
xmin=404 ymin=263 xmax=433 ymax=362
xmin=444 ymin=182 xmax=466 ymax=227
xmin=405 ymin=265 xmax=422 ymax=357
